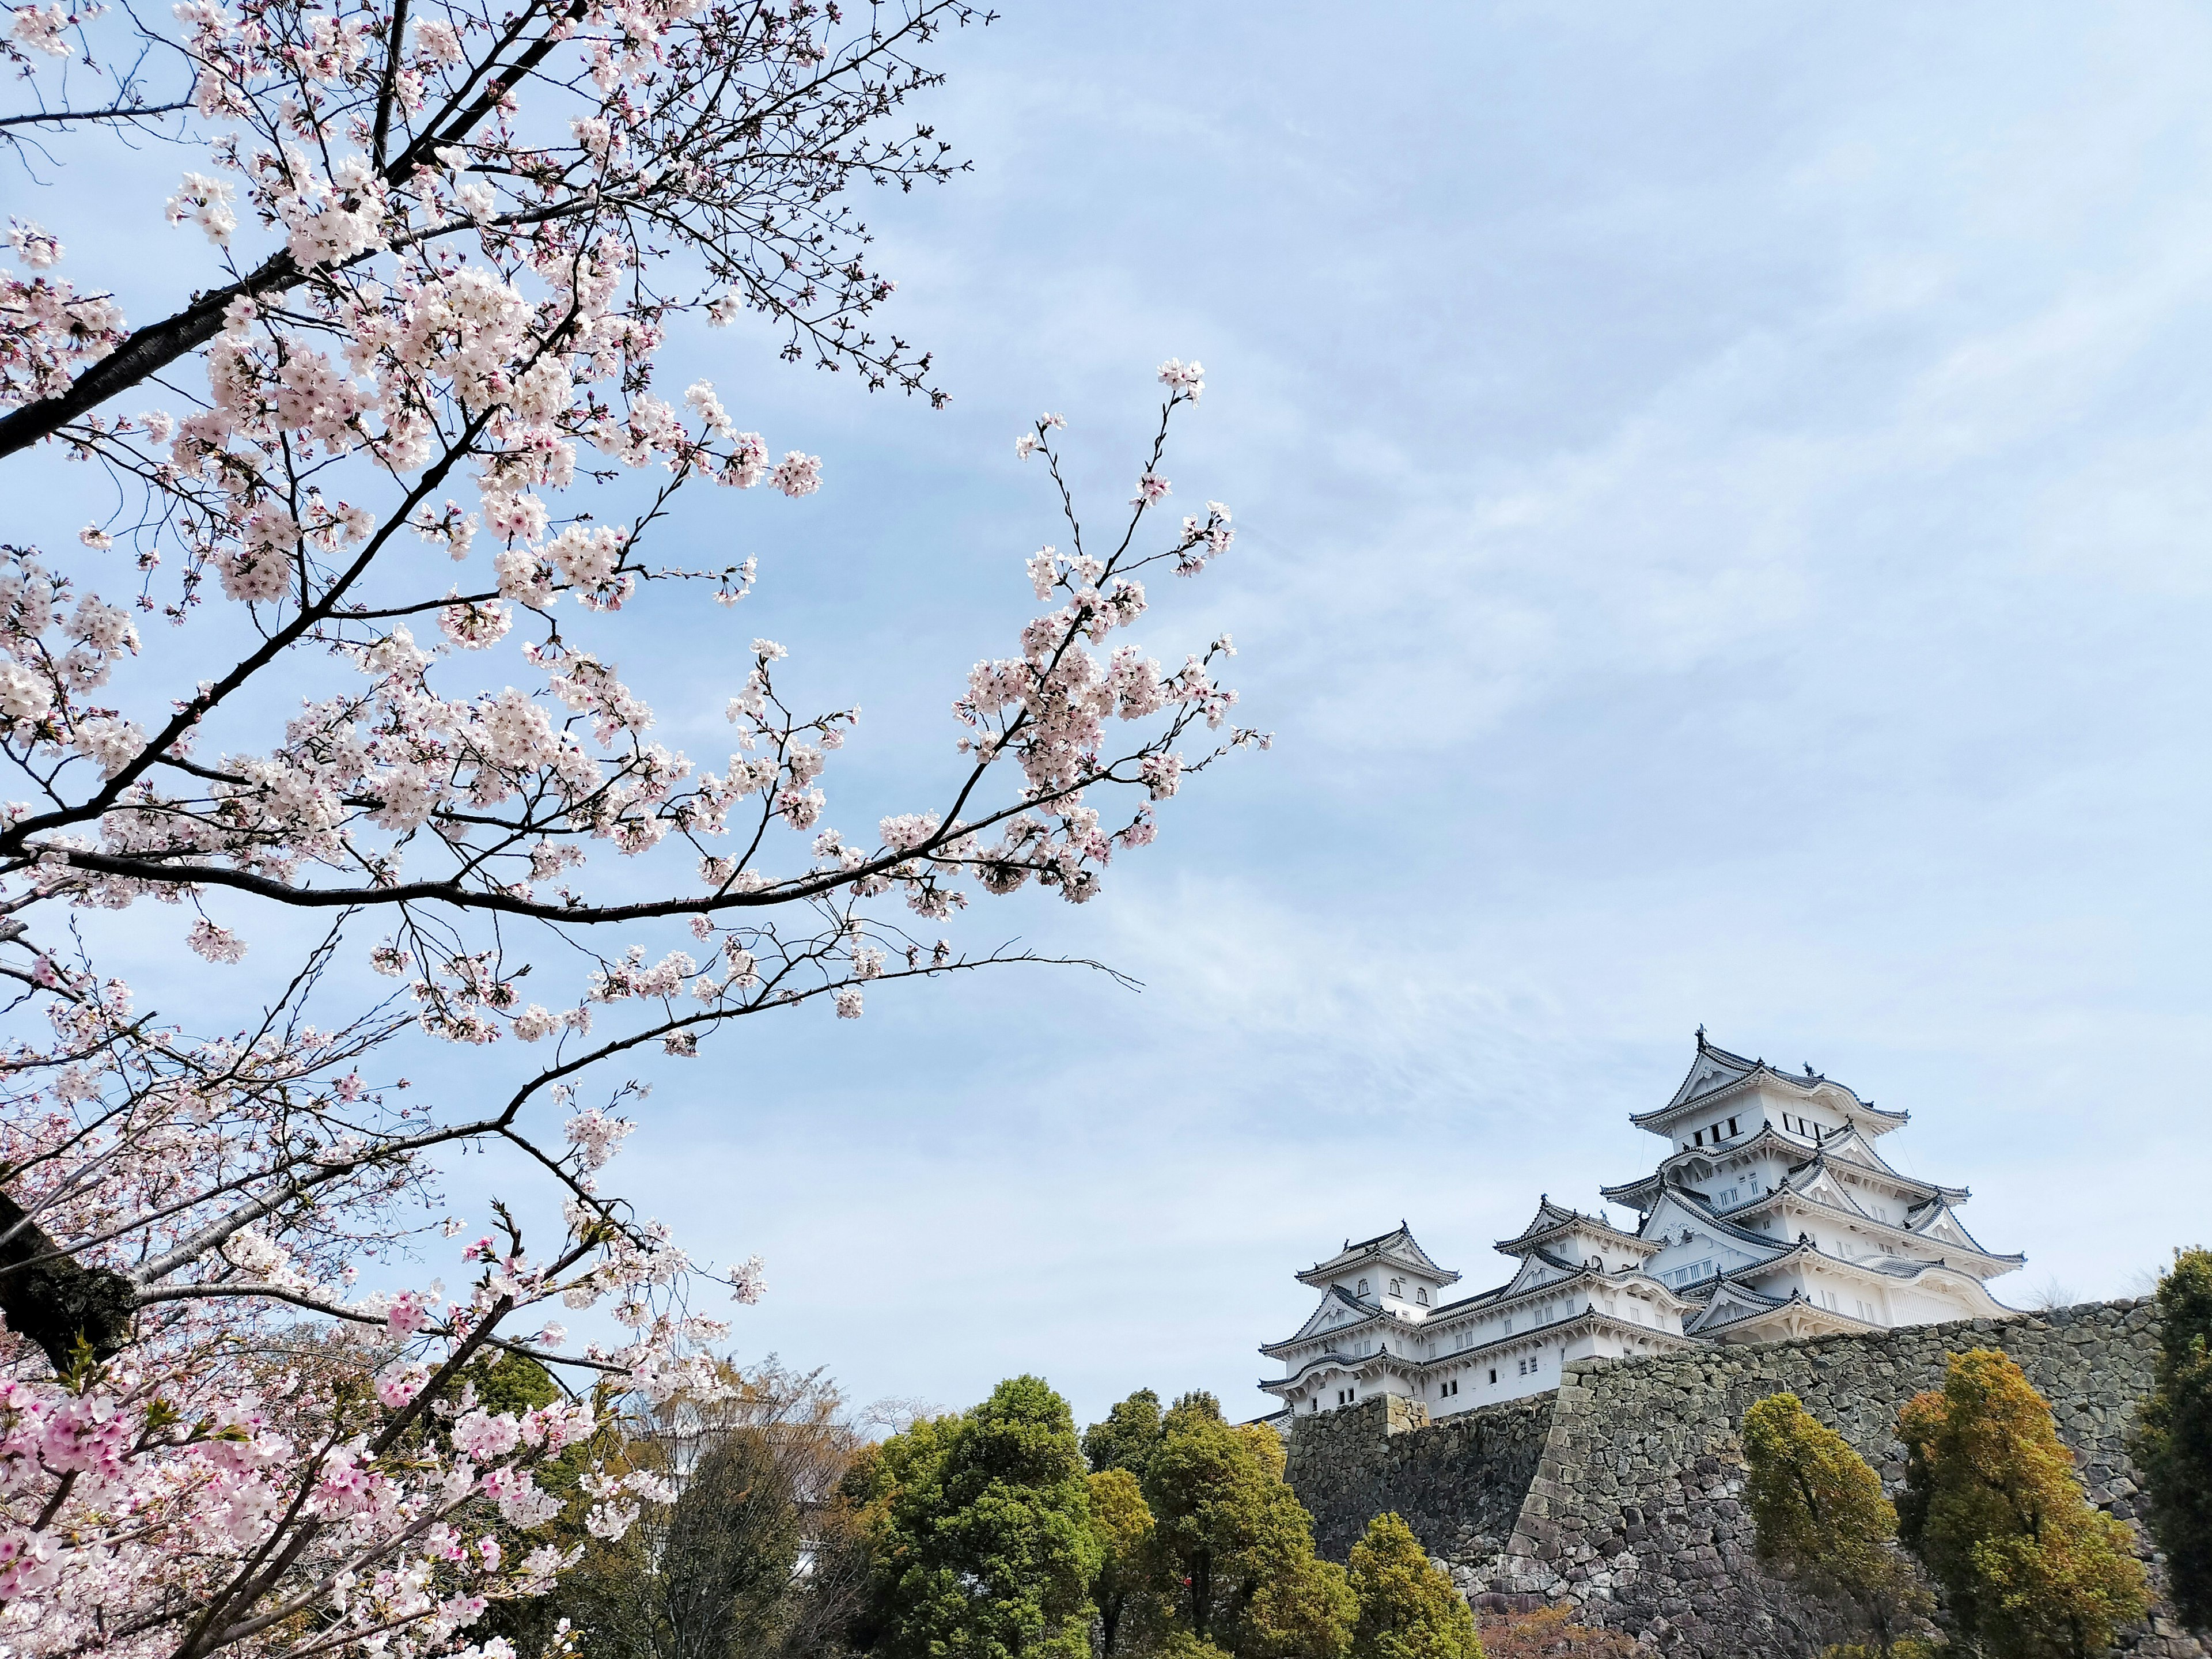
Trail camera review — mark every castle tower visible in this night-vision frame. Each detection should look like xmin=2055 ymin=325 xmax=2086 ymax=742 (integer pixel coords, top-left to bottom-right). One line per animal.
xmin=1257 ymin=1035 xmax=2024 ymax=1420
xmin=1597 ymin=1033 xmax=2023 ymax=1342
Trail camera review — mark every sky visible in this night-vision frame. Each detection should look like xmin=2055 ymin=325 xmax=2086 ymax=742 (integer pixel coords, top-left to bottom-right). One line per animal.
xmin=16 ymin=1 xmax=2212 ymax=1430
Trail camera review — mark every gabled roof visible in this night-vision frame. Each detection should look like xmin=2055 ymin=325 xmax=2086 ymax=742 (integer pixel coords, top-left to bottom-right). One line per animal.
xmin=1794 ymin=1127 xmax=1971 ymax=1203
xmin=1599 ymin=1172 xmax=1664 ymax=1213
xmin=1639 ymin=1179 xmax=1792 ymax=1259
xmin=1729 ymin=1234 xmax=2022 ymax=1294
xmin=1259 ymin=1348 xmax=1396 ymax=1392
xmin=1418 ymin=1252 xmax=1696 ymax=1331
xmin=1272 ymin=1284 xmax=1378 ymax=1347
xmin=1640 ymin=1121 xmax=1959 ymax=1210
xmin=1904 ymin=1200 xmax=2024 ymax=1267
xmin=1780 ymin=1161 xmax=1870 ymax=1218
xmin=1297 ymin=1224 xmax=1460 ymax=1289
xmin=1504 ymin=1252 xmax=1569 ymax=1296
xmin=1719 ymin=1176 xmax=2023 ymax=1274
xmin=1494 ymin=1195 xmax=1660 ymax=1258
xmin=1660 ymin=1036 xmax=1764 ymax=1112
xmin=1633 ymin=1034 xmax=1910 ymax=1139
xmin=1694 ymin=1282 xmax=1883 ymax=1340
xmin=1683 ymin=1275 xmax=1787 ymax=1335
xmin=1804 ymin=1123 xmax=1889 ymax=1175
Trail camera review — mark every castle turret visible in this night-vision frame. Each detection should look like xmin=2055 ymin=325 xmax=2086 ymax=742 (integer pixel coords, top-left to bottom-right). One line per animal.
xmin=1259 ymin=1035 xmax=2025 ymax=1419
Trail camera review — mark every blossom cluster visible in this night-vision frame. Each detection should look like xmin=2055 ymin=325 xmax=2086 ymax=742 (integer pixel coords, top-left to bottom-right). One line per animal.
xmin=0 ymin=1 xmax=1267 ymax=1654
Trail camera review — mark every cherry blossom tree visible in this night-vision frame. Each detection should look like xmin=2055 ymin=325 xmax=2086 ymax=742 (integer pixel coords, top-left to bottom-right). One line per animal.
xmin=0 ymin=0 xmax=1263 ymax=1651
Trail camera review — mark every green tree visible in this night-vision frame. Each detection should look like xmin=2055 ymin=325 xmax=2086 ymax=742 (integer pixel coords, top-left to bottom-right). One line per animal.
xmin=857 ymin=1376 xmax=1100 ymax=1659
xmin=1897 ymin=1348 xmax=2149 ymax=1658
xmin=533 ymin=1361 xmax=870 ymax=1659
xmin=1740 ymin=1392 xmax=1930 ymax=1656
xmin=1140 ymin=1393 xmax=1354 ymax=1659
xmin=1152 ymin=1636 xmax=1234 ymax=1659
xmin=1345 ymin=1513 xmax=1482 ymax=1659
xmin=2135 ymin=1247 xmax=2212 ymax=1630
xmin=1086 ymin=1388 xmax=1167 ymax=1478
xmin=1092 ymin=1468 xmax=1161 ymax=1658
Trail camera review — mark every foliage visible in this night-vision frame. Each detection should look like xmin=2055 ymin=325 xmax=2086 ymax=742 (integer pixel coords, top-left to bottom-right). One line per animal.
xmin=2134 ymin=1246 xmax=2212 ymax=1630
xmin=1898 ymin=1348 xmax=2149 ymax=1658
xmin=1091 ymin=1467 xmax=1161 ymax=1659
xmin=1740 ymin=1391 xmax=1931 ymax=1655
xmin=1139 ymin=1393 xmax=1354 ymax=1659
xmin=1086 ymin=1388 xmax=1166 ymax=1478
xmin=1472 ymin=1607 xmax=1631 ymax=1659
xmin=466 ymin=1348 xmax=565 ymax=1416
xmin=854 ymin=1376 xmax=1100 ymax=1659
xmin=0 ymin=0 xmax=1262 ymax=1641
xmin=1345 ymin=1513 xmax=1481 ymax=1659
xmin=1150 ymin=1635 xmax=1234 ymax=1659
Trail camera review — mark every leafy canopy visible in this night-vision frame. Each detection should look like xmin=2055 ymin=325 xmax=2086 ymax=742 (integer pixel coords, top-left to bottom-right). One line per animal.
xmin=1140 ymin=1392 xmax=1355 ymax=1659
xmin=2135 ymin=1247 xmax=2212 ymax=1630
xmin=1346 ymin=1513 xmax=1483 ymax=1659
xmin=1740 ymin=1391 xmax=1930 ymax=1655
xmin=1898 ymin=1349 xmax=2148 ymax=1659
xmin=1086 ymin=1388 xmax=1167 ymax=1478
xmin=856 ymin=1376 xmax=1100 ymax=1659
xmin=1091 ymin=1467 xmax=1161 ymax=1659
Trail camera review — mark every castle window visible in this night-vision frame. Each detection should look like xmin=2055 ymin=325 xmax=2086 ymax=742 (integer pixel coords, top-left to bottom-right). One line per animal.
xmin=1416 ymin=1287 xmax=1429 ymax=1305
xmin=1694 ymin=1128 xmax=1705 ymax=1146
xmin=1727 ymin=1116 xmax=1739 ymax=1136
xmin=1488 ymin=1369 xmax=1497 ymax=1384
xmin=1389 ymin=1278 xmax=1402 ymax=1297
xmin=1357 ymin=1278 xmax=1369 ymax=1296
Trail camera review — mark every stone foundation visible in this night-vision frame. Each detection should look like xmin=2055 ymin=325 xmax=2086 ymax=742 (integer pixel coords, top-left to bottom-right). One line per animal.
xmin=1282 ymin=1300 xmax=2206 ymax=1657
xmin=1288 ymin=1390 xmax=1555 ymax=1565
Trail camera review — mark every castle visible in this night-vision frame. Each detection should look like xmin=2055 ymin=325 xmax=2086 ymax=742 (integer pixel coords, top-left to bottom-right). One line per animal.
xmin=1259 ymin=1034 xmax=2025 ymax=1420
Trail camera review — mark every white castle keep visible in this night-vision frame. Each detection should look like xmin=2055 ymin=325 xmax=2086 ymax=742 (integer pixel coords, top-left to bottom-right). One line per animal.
xmin=1259 ymin=1035 xmax=2024 ymax=1420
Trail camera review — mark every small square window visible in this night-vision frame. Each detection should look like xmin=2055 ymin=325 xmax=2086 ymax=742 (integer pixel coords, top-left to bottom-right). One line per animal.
xmin=1488 ymin=1368 xmax=1497 ymax=1384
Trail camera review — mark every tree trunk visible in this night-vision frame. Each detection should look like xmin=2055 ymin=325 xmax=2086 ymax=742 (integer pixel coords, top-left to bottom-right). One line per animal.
xmin=0 ymin=1190 xmax=134 ymax=1371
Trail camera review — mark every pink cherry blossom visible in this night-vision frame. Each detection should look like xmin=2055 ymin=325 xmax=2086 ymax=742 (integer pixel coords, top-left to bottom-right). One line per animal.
xmin=0 ymin=0 xmax=1267 ymax=1644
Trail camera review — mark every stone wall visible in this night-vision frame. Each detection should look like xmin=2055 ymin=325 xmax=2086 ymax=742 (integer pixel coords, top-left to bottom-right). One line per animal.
xmin=1282 ymin=1300 xmax=2206 ymax=1658
xmin=1286 ymin=1391 xmax=1554 ymax=1563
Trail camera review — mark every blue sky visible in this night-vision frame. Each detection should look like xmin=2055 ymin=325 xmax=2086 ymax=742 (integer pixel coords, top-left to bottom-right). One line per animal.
xmin=622 ymin=0 xmax=2212 ymax=1426
xmin=17 ymin=1 xmax=2212 ymax=1429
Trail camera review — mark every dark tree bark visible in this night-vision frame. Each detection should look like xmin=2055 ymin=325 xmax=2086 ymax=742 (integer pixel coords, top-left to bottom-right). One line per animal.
xmin=0 ymin=1190 xmax=135 ymax=1370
